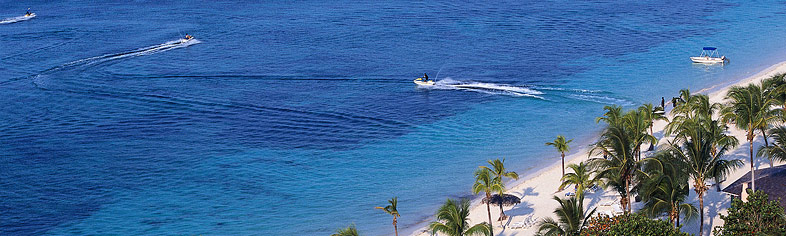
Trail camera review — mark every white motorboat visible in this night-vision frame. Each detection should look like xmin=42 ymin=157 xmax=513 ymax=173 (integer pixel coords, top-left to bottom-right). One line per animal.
xmin=413 ymin=77 xmax=435 ymax=86
xmin=690 ymin=47 xmax=728 ymax=64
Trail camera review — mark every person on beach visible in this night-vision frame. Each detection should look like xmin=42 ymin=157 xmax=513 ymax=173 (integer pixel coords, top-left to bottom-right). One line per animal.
xmin=661 ymin=97 xmax=665 ymax=109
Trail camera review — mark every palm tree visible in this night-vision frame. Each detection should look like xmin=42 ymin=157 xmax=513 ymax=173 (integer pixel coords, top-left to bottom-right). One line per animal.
xmin=558 ymin=162 xmax=602 ymax=199
xmin=639 ymin=103 xmax=668 ymax=151
xmin=331 ymin=224 xmax=360 ymax=236
xmin=640 ymin=152 xmax=698 ymax=227
xmin=757 ymin=126 xmax=786 ymax=164
xmin=762 ymin=73 xmax=786 ymax=112
xmin=721 ymin=83 xmax=779 ymax=191
xmin=472 ymin=168 xmax=503 ymax=236
xmin=663 ymin=116 xmax=742 ymax=236
xmin=536 ymin=195 xmax=596 ymax=236
xmin=481 ymin=158 xmax=519 ymax=220
xmin=762 ymin=74 xmax=786 ymax=166
xmin=375 ymin=197 xmax=401 ymax=236
xmin=428 ymin=198 xmax=490 ymax=236
xmin=626 ymin=108 xmax=657 ymax=161
xmin=546 ymin=135 xmax=573 ymax=176
xmin=589 ymin=105 xmax=653 ymax=213
xmin=667 ymin=89 xmax=721 ymax=135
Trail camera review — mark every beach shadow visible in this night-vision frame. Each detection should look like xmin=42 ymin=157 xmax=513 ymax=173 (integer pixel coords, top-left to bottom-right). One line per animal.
xmin=498 ymin=202 xmax=535 ymax=235
xmin=519 ymin=187 xmax=538 ymax=197
xmin=585 ymin=190 xmax=604 ymax=207
xmin=505 ymin=201 xmax=535 ymax=216
xmin=497 ymin=215 xmax=513 ymax=234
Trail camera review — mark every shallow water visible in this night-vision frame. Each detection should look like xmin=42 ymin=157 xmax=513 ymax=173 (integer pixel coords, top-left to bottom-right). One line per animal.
xmin=2 ymin=1 xmax=786 ymax=235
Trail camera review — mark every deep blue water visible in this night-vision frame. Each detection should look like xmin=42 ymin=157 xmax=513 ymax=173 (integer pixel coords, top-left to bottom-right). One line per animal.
xmin=3 ymin=1 xmax=786 ymax=235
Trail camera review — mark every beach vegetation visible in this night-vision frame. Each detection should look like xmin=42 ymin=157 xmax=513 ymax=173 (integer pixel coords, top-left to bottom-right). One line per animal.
xmin=721 ymin=83 xmax=780 ymax=192
xmin=428 ymin=198 xmax=491 ymax=236
xmin=639 ymin=152 xmax=698 ymax=227
xmin=546 ymin=135 xmax=573 ymax=177
xmin=660 ymin=91 xmax=743 ymax=236
xmin=757 ymin=126 xmax=786 ymax=166
xmin=375 ymin=197 xmax=401 ymax=236
xmin=558 ymin=162 xmax=602 ymax=199
xmin=472 ymin=168 xmax=503 ymax=235
xmin=536 ymin=194 xmax=596 ymax=236
xmin=331 ymin=223 xmax=360 ymax=236
xmin=712 ymin=190 xmax=786 ymax=236
xmin=583 ymin=213 xmax=689 ymax=236
xmin=639 ymin=103 xmax=669 ymax=151
xmin=589 ymin=105 xmax=654 ymax=213
xmin=480 ymin=158 xmax=518 ymax=220
xmin=761 ymin=73 xmax=786 ymax=112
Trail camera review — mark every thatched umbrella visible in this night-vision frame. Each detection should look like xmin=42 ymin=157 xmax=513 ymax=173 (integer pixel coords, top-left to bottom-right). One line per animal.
xmin=482 ymin=194 xmax=521 ymax=221
xmin=482 ymin=193 xmax=521 ymax=206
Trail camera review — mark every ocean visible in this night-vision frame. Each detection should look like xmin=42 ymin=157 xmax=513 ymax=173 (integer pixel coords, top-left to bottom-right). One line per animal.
xmin=2 ymin=1 xmax=786 ymax=235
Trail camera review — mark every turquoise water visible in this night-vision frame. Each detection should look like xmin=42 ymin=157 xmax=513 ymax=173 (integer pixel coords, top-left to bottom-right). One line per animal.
xmin=3 ymin=1 xmax=786 ymax=235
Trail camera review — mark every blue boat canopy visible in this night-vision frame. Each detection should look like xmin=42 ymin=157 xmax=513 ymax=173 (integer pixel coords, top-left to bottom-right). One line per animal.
xmin=703 ymin=47 xmax=717 ymax=50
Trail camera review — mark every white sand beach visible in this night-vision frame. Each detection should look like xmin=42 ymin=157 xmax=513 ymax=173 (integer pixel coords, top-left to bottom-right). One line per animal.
xmin=411 ymin=61 xmax=786 ymax=236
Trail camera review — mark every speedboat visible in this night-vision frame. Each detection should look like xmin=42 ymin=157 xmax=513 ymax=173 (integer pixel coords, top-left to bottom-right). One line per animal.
xmin=414 ymin=77 xmax=435 ymax=86
xmin=690 ymin=47 xmax=728 ymax=64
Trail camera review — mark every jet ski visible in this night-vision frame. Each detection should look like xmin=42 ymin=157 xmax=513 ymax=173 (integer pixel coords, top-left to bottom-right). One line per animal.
xmin=413 ymin=77 xmax=435 ymax=86
xmin=179 ymin=35 xmax=194 ymax=43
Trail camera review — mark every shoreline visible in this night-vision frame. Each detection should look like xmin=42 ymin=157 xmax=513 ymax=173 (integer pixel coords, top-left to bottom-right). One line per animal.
xmin=400 ymin=129 xmax=603 ymax=236
xmin=408 ymin=60 xmax=786 ymax=236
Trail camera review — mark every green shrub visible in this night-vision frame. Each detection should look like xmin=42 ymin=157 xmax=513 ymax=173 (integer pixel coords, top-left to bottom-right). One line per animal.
xmin=583 ymin=213 xmax=689 ymax=236
xmin=713 ymin=190 xmax=786 ymax=236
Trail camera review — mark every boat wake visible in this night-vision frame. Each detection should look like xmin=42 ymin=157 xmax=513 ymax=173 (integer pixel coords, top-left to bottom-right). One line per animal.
xmin=417 ymin=78 xmax=634 ymax=105
xmin=60 ymin=39 xmax=200 ymax=69
xmin=0 ymin=14 xmax=35 ymax=24
xmin=1 ymin=38 xmax=200 ymax=86
xmin=425 ymin=78 xmax=545 ymax=99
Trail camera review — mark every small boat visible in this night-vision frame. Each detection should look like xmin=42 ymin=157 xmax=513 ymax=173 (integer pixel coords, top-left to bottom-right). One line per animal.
xmin=690 ymin=47 xmax=728 ymax=64
xmin=413 ymin=77 xmax=435 ymax=86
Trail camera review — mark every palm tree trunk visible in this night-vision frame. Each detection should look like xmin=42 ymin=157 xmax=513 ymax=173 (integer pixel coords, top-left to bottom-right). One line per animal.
xmin=394 ymin=217 xmax=398 ymax=236
xmin=649 ymin=125 xmax=655 ymax=151
xmin=699 ymin=191 xmax=705 ymax=236
xmin=761 ymin=128 xmax=772 ymax=167
xmin=626 ymin=174 xmax=631 ymax=213
xmin=486 ymin=200 xmax=493 ymax=236
xmin=561 ymin=152 xmax=565 ymax=176
xmin=749 ymin=139 xmax=756 ymax=192
xmin=674 ymin=205 xmax=680 ymax=227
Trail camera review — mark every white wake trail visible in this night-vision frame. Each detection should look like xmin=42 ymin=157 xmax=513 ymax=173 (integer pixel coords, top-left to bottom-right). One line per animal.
xmin=0 ymin=14 xmax=35 ymax=24
xmin=423 ymin=78 xmax=545 ymax=99
xmin=60 ymin=39 xmax=201 ymax=69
